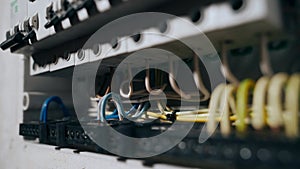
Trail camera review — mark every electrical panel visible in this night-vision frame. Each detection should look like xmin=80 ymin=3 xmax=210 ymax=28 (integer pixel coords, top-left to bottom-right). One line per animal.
xmin=1 ymin=0 xmax=300 ymax=168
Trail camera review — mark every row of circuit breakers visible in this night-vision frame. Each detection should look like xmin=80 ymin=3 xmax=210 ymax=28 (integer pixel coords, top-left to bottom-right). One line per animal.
xmin=1 ymin=0 xmax=286 ymax=75
xmin=1 ymin=0 xmax=300 ymax=169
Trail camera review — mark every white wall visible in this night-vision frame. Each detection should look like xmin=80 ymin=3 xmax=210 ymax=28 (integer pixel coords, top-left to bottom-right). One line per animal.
xmin=0 ymin=0 xmax=25 ymax=167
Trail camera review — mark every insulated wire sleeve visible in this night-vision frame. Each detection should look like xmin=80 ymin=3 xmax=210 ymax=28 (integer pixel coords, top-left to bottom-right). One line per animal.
xmin=39 ymin=96 xmax=70 ymax=123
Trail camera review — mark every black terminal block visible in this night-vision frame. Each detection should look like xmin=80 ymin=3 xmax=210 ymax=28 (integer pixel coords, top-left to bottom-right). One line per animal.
xmin=45 ymin=3 xmax=63 ymax=32
xmin=59 ymin=0 xmax=80 ymax=26
xmin=20 ymin=118 xmax=300 ymax=169
xmin=0 ymin=32 xmax=24 ymax=50
xmin=73 ymin=0 xmax=98 ymax=16
xmin=44 ymin=0 xmax=98 ymax=31
xmin=0 ymin=18 xmax=37 ymax=51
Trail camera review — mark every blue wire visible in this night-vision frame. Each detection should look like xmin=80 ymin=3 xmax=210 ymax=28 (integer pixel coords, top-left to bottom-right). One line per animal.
xmin=99 ymin=93 xmax=125 ymax=122
xmin=132 ymin=102 xmax=150 ymax=118
xmin=39 ymin=96 xmax=70 ymax=123
xmin=105 ymin=108 xmax=119 ymax=119
xmin=106 ymin=103 xmax=139 ymax=120
xmin=99 ymin=93 xmax=143 ymax=120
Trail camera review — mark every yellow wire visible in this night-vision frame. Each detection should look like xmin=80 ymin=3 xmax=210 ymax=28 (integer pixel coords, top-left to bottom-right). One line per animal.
xmin=146 ymin=110 xmax=237 ymax=123
xmin=176 ymin=109 xmax=209 ymax=116
xmin=140 ymin=74 xmax=299 ymax=138
xmin=207 ymin=84 xmax=226 ymax=134
xmin=177 ymin=115 xmax=237 ymax=123
xmin=267 ymin=73 xmax=288 ymax=129
xmin=146 ymin=112 xmax=167 ymax=120
xmin=252 ymin=76 xmax=270 ymax=130
xmin=220 ymin=84 xmax=236 ymax=136
xmin=236 ymin=79 xmax=255 ymax=133
xmin=284 ymin=74 xmax=300 ymax=138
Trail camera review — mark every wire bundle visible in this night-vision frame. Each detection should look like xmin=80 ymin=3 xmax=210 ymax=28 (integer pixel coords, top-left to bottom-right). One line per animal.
xmin=205 ymin=73 xmax=300 ymax=138
xmin=97 ymin=92 xmax=150 ymax=122
xmin=96 ymin=73 xmax=299 ymax=139
xmin=119 ymin=55 xmax=210 ymax=102
xmin=145 ymin=73 xmax=299 ymax=138
xmin=234 ymin=73 xmax=299 ymax=138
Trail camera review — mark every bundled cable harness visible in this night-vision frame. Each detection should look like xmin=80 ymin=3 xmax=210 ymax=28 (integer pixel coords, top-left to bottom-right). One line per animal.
xmin=144 ymin=73 xmax=300 ymax=138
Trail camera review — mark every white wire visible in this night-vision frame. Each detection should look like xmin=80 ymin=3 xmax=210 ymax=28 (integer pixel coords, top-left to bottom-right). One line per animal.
xmin=119 ymin=64 xmax=133 ymax=98
xmin=145 ymin=61 xmax=167 ymax=95
xmin=168 ymin=60 xmax=191 ymax=99
xmin=260 ymin=34 xmax=273 ymax=76
xmin=221 ymin=42 xmax=239 ymax=85
xmin=193 ymin=54 xmax=211 ymax=101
